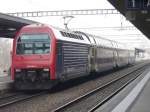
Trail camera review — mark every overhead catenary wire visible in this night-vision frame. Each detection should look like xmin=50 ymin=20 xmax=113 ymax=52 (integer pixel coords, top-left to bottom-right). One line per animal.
xmin=72 ymin=26 xmax=137 ymax=31
xmin=7 ymin=9 xmax=120 ymax=17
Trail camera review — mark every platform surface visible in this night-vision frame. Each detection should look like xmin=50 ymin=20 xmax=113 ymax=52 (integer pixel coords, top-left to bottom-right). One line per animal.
xmin=94 ymin=65 xmax=150 ymax=112
xmin=128 ymin=77 xmax=150 ymax=112
xmin=111 ymin=68 xmax=150 ymax=112
xmin=0 ymin=75 xmax=13 ymax=91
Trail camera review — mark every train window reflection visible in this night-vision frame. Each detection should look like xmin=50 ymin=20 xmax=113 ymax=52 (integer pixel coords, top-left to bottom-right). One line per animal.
xmin=16 ymin=33 xmax=50 ymax=55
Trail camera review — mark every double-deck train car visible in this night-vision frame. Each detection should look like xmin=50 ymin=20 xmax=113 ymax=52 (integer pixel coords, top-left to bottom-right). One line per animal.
xmin=11 ymin=24 xmax=135 ymax=90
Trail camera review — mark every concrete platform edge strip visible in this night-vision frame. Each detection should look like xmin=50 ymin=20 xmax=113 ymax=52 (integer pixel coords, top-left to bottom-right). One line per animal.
xmin=111 ymin=69 xmax=150 ymax=112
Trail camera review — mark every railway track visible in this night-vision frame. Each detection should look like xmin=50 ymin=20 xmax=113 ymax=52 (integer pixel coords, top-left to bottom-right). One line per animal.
xmin=0 ymin=92 xmax=21 ymax=101
xmin=52 ymin=63 xmax=150 ymax=112
xmin=0 ymin=91 xmax=46 ymax=108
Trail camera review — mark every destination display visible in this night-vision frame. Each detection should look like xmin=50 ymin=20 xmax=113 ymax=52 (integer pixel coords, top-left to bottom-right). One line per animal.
xmin=126 ymin=0 xmax=150 ymax=10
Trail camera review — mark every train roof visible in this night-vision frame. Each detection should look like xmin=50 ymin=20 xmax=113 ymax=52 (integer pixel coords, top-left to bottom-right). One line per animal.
xmin=51 ymin=26 xmax=91 ymax=45
xmin=74 ymin=31 xmax=128 ymax=49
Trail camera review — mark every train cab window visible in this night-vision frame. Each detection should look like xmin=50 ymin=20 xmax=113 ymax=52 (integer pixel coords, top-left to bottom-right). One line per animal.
xmin=16 ymin=34 xmax=50 ymax=55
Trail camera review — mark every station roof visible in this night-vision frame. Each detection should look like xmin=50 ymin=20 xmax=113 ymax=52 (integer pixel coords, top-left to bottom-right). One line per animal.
xmin=0 ymin=12 xmax=38 ymax=38
xmin=108 ymin=0 xmax=150 ymax=39
xmin=135 ymin=48 xmax=145 ymax=52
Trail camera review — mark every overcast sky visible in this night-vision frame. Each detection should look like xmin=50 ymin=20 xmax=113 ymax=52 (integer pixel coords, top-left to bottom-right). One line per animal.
xmin=0 ymin=0 xmax=150 ymax=49
xmin=0 ymin=0 xmax=113 ymax=12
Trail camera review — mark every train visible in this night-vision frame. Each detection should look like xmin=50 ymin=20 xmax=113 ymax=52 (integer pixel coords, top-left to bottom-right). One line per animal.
xmin=11 ymin=24 xmax=135 ymax=90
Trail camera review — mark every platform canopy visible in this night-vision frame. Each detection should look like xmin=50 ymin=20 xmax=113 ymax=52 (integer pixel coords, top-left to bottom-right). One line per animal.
xmin=108 ymin=0 xmax=150 ymax=39
xmin=0 ymin=13 xmax=38 ymax=38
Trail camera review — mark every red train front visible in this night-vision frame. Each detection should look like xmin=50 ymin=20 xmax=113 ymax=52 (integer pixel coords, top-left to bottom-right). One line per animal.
xmin=11 ymin=24 xmax=57 ymax=89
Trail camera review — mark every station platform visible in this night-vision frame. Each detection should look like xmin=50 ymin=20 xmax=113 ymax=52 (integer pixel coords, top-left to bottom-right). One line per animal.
xmin=128 ymin=76 xmax=150 ymax=112
xmin=0 ymin=75 xmax=13 ymax=92
xmin=95 ymin=67 xmax=150 ymax=112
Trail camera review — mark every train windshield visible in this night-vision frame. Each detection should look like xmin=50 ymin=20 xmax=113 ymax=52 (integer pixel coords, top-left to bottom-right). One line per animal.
xmin=16 ymin=34 xmax=50 ymax=55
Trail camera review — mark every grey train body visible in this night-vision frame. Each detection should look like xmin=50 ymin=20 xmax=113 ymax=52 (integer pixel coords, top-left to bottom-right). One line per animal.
xmin=55 ymin=31 xmax=135 ymax=81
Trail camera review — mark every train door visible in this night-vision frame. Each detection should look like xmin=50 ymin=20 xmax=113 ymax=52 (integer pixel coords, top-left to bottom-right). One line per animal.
xmin=128 ymin=50 xmax=130 ymax=64
xmin=112 ymin=42 xmax=119 ymax=68
xmin=89 ymin=46 xmax=96 ymax=73
xmin=56 ymin=42 xmax=63 ymax=79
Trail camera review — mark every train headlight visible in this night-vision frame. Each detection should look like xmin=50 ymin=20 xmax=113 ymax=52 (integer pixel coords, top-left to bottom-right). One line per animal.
xmin=43 ymin=68 xmax=49 ymax=72
xmin=16 ymin=69 xmax=21 ymax=72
